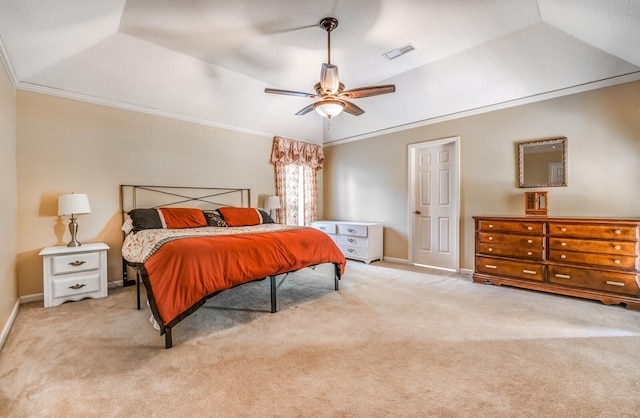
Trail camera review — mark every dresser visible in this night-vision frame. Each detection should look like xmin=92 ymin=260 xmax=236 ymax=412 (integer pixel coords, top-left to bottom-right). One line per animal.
xmin=39 ymin=243 xmax=110 ymax=308
xmin=473 ymin=216 xmax=640 ymax=310
xmin=310 ymin=221 xmax=383 ymax=264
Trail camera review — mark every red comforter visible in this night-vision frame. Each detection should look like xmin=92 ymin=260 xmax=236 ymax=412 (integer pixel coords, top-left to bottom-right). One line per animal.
xmin=142 ymin=227 xmax=346 ymax=328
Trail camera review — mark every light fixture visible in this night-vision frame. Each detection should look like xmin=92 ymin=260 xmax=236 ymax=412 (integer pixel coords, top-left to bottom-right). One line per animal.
xmin=58 ymin=193 xmax=92 ymax=247
xmin=264 ymin=195 xmax=282 ymax=219
xmin=314 ymin=99 xmax=345 ymax=118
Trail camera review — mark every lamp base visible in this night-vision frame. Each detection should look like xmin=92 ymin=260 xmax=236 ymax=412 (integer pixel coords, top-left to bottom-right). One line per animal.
xmin=66 ymin=215 xmax=82 ymax=247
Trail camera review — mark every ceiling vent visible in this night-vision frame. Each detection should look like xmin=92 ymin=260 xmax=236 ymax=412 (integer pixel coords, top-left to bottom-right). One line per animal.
xmin=382 ymin=43 xmax=416 ymax=60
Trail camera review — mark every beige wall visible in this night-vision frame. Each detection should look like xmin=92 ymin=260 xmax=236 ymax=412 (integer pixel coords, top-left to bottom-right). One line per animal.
xmin=0 ymin=57 xmax=18 ymax=333
xmin=16 ymin=91 xmax=280 ymax=297
xmin=324 ymin=81 xmax=640 ymax=270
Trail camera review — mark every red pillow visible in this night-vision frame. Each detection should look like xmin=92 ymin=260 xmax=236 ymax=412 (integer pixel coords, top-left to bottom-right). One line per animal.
xmin=158 ymin=208 xmax=207 ymax=229
xmin=218 ymin=207 xmax=261 ymax=227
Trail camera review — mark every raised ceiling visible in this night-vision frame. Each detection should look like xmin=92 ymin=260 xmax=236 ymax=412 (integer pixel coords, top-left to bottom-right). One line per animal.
xmin=1 ymin=0 xmax=639 ymax=144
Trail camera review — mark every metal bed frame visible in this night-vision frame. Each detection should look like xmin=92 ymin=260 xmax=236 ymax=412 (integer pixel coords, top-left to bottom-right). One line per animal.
xmin=119 ymin=185 xmax=341 ymax=348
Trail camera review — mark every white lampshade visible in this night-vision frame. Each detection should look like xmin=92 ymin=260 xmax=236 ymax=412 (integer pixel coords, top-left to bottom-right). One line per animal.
xmin=265 ymin=195 xmax=281 ymax=210
xmin=314 ymin=100 xmax=344 ymax=118
xmin=58 ymin=193 xmax=92 ymax=216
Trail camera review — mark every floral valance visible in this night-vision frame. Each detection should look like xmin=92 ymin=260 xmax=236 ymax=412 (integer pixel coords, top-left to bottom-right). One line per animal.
xmin=270 ymin=136 xmax=324 ymax=171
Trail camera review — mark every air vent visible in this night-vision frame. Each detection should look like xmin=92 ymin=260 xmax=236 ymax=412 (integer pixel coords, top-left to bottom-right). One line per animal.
xmin=382 ymin=43 xmax=416 ymax=60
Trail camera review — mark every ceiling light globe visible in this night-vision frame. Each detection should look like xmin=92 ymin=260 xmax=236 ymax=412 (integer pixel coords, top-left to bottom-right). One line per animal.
xmin=314 ymin=100 xmax=345 ymax=118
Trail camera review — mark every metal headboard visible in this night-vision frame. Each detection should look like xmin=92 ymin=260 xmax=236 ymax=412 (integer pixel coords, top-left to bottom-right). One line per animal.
xmin=120 ymin=185 xmax=251 ymax=287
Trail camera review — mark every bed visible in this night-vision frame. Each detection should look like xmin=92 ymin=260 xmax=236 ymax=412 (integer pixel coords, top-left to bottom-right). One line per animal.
xmin=120 ymin=185 xmax=347 ymax=348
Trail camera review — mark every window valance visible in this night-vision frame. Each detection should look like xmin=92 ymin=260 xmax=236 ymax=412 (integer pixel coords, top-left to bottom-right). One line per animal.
xmin=270 ymin=136 xmax=324 ymax=171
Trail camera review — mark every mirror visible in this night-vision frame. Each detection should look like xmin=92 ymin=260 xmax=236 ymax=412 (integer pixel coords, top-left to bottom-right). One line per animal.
xmin=518 ymin=137 xmax=567 ymax=188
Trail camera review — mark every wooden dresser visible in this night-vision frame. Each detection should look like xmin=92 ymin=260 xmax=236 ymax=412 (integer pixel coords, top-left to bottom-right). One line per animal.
xmin=473 ymin=216 xmax=640 ymax=310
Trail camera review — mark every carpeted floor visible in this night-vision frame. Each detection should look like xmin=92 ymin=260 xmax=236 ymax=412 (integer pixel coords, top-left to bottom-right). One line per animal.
xmin=1 ymin=261 xmax=640 ymax=417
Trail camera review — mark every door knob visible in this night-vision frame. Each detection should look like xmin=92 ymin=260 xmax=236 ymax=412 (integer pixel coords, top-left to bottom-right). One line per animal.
xmin=414 ymin=210 xmax=421 ymax=215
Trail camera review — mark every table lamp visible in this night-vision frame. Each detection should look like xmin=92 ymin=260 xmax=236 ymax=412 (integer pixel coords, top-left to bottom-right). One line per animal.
xmin=58 ymin=193 xmax=92 ymax=247
xmin=264 ymin=195 xmax=281 ymax=219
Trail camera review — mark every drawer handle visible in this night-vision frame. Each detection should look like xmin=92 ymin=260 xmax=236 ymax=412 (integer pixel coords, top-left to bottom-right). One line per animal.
xmin=614 ymin=259 xmax=620 ymax=264
xmin=69 ymin=283 xmax=87 ymax=290
xmin=560 ymin=227 xmax=566 ymax=232
xmin=560 ymin=242 xmax=567 ymax=246
xmin=488 ymin=248 xmax=493 ymax=252
xmin=488 ymin=224 xmax=494 ymax=229
xmin=348 ymin=238 xmax=356 ymax=243
xmin=522 ymin=269 xmax=537 ymax=275
xmin=69 ymin=260 xmax=86 ymax=267
xmin=555 ymin=274 xmax=571 ymax=279
xmin=527 ymin=240 xmax=532 ymax=244
xmin=527 ymin=226 xmax=533 ymax=231
xmin=485 ymin=264 xmax=497 ymax=269
xmin=614 ymin=230 xmax=621 ymax=235
xmin=560 ymin=254 xmax=566 ymax=259
xmin=614 ymin=245 xmax=621 ymax=250
xmin=527 ymin=252 xmax=532 ymax=256
xmin=348 ymin=228 xmax=356 ymax=233
xmin=347 ymin=248 xmax=355 ymax=253
xmin=606 ymin=281 xmax=624 ymax=287
xmin=488 ymin=237 xmax=493 ymax=241
xmin=319 ymin=226 xmax=326 ymax=230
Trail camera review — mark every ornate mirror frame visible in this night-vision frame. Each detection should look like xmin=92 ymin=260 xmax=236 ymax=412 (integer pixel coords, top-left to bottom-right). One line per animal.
xmin=518 ymin=137 xmax=567 ymax=188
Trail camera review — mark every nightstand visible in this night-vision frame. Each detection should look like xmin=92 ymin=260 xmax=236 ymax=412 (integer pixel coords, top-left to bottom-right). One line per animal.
xmin=39 ymin=243 xmax=110 ymax=308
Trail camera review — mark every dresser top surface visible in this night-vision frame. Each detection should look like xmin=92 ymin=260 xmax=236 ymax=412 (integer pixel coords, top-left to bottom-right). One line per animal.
xmin=473 ymin=216 xmax=640 ymax=223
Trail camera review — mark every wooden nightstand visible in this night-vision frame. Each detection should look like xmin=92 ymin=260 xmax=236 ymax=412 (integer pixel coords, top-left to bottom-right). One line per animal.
xmin=39 ymin=243 xmax=110 ymax=308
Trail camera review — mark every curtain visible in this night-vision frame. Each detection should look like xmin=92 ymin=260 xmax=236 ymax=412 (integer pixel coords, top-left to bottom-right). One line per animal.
xmin=270 ymin=136 xmax=324 ymax=225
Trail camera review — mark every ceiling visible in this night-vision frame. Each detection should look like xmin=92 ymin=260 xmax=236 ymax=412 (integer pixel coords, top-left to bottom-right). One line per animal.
xmin=1 ymin=0 xmax=639 ymax=145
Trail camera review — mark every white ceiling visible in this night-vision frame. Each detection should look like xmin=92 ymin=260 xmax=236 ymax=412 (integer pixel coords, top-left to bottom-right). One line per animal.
xmin=1 ymin=0 xmax=639 ymax=144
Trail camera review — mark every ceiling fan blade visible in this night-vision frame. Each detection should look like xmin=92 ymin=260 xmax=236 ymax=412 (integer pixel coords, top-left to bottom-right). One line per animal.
xmin=264 ymin=88 xmax=316 ymax=98
xmin=295 ymin=103 xmax=316 ymax=116
xmin=339 ymin=84 xmax=396 ymax=99
xmin=320 ymin=63 xmax=340 ymax=94
xmin=342 ymin=100 xmax=365 ymax=116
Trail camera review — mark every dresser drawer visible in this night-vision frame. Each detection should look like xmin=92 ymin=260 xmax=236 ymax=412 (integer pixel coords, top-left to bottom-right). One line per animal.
xmin=478 ymin=220 xmax=544 ymax=234
xmin=479 ymin=232 xmax=544 ymax=247
xmin=548 ymin=223 xmax=639 ymax=241
xmin=337 ymin=234 xmax=369 ymax=247
xmin=53 ymin=271 xmax=101 ymax=298
xmin=310 ymin=222 xmax=337 ymax=234
xmin=548 ymin=265 xmax=640 ymax=296
xmin=476 ymin=257 xmax=544 ymax=281
xmin=52 ymin=252 xmax=100 ymax=274
xmin=337 ymin=223 xmax=368 ymax=237
xmin=548 ymin=250 xmax=637 ymax=270
xmin=478 ymin=243 xmax=544 ymax=260
xmin=548 ymin=238 xmax=637 ymax=255
xmin=339 ymin=244 xmax=369 ymax=259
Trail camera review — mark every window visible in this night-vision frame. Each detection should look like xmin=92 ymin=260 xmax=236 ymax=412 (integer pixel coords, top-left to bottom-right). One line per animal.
xmin=270 ymin=136 xmax=324 ymax=226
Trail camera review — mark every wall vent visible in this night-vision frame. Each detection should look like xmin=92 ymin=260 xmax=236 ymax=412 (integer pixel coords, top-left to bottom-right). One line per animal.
xmin=382 ymin=43 xmax=416 ymax=60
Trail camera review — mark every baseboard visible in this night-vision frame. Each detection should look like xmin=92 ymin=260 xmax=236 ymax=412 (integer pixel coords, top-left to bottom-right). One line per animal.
xmin=460 ymin=268 xmax=474 ymax=276
xmin=380 ymin=257 xmax=408 ymax=264
xmin=0 ymin=299 xmax=20 ymax=352
xmin=20 ymin=292 xmax=43 ymax=303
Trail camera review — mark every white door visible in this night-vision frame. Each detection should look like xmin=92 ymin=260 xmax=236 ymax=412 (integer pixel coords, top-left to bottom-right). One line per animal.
xmin=408 ymin=138 xmax=459 ymax=271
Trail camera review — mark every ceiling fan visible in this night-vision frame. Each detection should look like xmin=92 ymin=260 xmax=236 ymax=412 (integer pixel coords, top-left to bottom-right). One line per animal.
xmin=264 ymin=17 xmax=396 ymax=119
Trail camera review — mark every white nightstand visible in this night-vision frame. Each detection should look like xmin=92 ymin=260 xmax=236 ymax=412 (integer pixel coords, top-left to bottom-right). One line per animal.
xmin=39 ymin=243 xmax=110 ymax=308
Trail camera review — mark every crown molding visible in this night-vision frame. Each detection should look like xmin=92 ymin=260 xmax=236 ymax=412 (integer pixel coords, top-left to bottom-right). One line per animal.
xmin=323 ymin=71 xmax=640 ymax=147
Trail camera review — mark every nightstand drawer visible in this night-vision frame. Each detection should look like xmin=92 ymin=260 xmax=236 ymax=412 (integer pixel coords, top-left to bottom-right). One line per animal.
xmin=53 ymin=272 xmax=101 ymax=298
xmin=53 ymin=252 xmax=100 ymax=274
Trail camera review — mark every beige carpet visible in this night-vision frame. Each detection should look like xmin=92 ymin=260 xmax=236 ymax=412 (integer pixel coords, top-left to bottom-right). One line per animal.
xmin=1 ymin=261 xmax=640 ymax=417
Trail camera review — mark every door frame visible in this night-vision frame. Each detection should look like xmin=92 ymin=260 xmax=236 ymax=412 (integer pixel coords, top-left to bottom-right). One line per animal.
xmin=407 ymin=136 xmax=461 ymax=272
